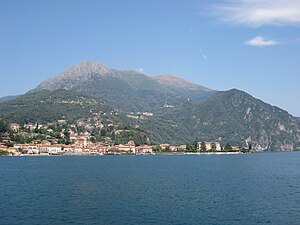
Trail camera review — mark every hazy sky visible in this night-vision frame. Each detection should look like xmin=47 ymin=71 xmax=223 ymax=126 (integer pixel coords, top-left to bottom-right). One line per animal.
xmin=1 ymin=0 xmax=300 ymax=115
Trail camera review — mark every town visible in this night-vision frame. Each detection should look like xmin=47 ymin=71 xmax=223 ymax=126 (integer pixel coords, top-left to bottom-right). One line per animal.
xmin=0 ymin=121 xmax=251 ymax=156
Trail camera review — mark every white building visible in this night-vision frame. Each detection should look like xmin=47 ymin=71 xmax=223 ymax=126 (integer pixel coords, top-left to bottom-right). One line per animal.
xmin=197 ymin=142 xmax=221 ymax=151
xmin=38 ymin=145 xmax=62 ymax=155
xmin=27 ymin=145 xmax=39 ymax=154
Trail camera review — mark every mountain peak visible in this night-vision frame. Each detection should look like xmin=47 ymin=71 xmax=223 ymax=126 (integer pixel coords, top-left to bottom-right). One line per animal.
xmin=36 ymin=61 xmax=111 ymax=91
xmin=153 ymin=74 xmax=211 ymax=92
xmin=63 ymin=61 xmax=111 ymax=77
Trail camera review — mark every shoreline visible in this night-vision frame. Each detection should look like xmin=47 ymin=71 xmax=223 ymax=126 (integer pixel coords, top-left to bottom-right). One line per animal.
xmin=2 ymin=151 xmax=247 ymax=157
xmin=5 ymin=150 xmax=300 ymax=157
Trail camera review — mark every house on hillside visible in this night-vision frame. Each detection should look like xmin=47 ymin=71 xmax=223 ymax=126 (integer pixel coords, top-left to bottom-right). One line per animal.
xmin=10 ymin=123 xmax=20 ymax=132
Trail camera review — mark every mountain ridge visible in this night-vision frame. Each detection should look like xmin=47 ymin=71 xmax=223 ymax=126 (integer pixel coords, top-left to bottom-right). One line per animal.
xmin=153 ymin=74 xmax=212 ymax=92
xmin=0 ymin=95 xmax=20 ymax=103
xmin=34 ymin=61 xmax=214 ymax=112
xmin=36 ymin=61 xmax=212 ymax=92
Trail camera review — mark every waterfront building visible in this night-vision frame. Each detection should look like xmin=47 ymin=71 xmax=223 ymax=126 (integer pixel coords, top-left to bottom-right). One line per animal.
xmin=159 ymin=144 xmax=170 ymax=150
xmin=231 ymin=146 xmax=240 ymax=151
xmin=136 ymin=145 xmax=153 ymax=154
xmin=197 ymin=142 xmax=222 ymax=151
xmin=117 ymin=140 xmax=136 ymax=154
xmin=38 ymin=145 xmax=62 ymax=155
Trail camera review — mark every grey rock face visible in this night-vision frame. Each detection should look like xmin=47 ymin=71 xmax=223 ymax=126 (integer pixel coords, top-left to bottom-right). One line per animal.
xmin=36 ymin=61 xmax=111 ymax=91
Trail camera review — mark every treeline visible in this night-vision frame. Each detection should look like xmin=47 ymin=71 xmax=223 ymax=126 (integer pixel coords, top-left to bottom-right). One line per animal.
xmin=0 ymin=119 xmax=9 ymax=133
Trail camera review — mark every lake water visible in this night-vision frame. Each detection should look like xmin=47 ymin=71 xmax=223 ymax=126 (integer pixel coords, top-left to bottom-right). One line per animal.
xmin=0 ymin=152 xmax=300 ymax=225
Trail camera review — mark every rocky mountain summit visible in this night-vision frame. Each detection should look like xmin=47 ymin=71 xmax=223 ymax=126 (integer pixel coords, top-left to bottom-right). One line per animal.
xmin=36 ymin=61 xmax=112 ymax=91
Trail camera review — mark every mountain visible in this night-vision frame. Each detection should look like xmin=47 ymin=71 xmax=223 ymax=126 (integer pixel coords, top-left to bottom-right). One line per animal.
xmin=1 ymin=61 xmax=299 ymax=150
xmin=0 ymin=95 xmax=19 ymax=103
xmin=143 ymin=89 xmax=300 ymax=150
xmin=296 ymin=117 xmax=300 ymax=123
xmin=35 ymin=61 xmax=214 ymax=112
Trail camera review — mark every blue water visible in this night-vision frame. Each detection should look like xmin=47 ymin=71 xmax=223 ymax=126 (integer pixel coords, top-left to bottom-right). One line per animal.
xmin=0 ymin=152 xmax=300 ymax=225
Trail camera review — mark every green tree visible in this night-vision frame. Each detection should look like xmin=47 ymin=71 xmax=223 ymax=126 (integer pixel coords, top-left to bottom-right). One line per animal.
xmin=211 ymin=142 xmax=217 ymax=151
xmin=34 ymin=123 xmax=39 ymax=133
xmin=200 ymin=142 xmax=206 ymax=151
xmin=5 ymin=142 xmax=13 ymax=147
xmin=0 ymin=150 xmax=9 ymax=156
xmin=186 ymin=143 xmax=193 ymax=151
xmin=100 ymin=128 xmax=107 ymax=137
xmin=13 ymin=135 xmax=26 ymax=144
xmin=63 ymin=130 xmax=70 ymax=138
xmin=192 ymin=141 xmax=198 ymax=150
xmin=90 ymin=137 xmax=96 ymax=143
xmin=0 ymin=119 xmax=9 ymax=133
xmin=153 ymin=145 xmax=162 ymax=153
xmin=224 ymin=143 xmax=232 ymax=151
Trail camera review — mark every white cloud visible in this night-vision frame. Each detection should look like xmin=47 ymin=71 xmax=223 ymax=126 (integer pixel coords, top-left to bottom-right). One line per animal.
xmin=211 ymin=0 xmax=300 ymax=26
xmin=202 ymin=54 xmax=208 ymax=60
xmin=246 ymin=36 xmax=279 ymax=47
xmin=199 ymin=48 xmax=208 ymax=60
xmin=135 ymin=68 xmax=144 ymax=73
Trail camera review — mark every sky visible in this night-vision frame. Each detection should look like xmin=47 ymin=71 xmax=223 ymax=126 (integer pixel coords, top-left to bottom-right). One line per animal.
xmin=0 ymin=0 xmax=300 ymax=115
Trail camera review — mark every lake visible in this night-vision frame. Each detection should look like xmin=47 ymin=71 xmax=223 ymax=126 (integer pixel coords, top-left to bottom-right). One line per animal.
xmin=0 ymin=152 xmax=300 ymax=225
